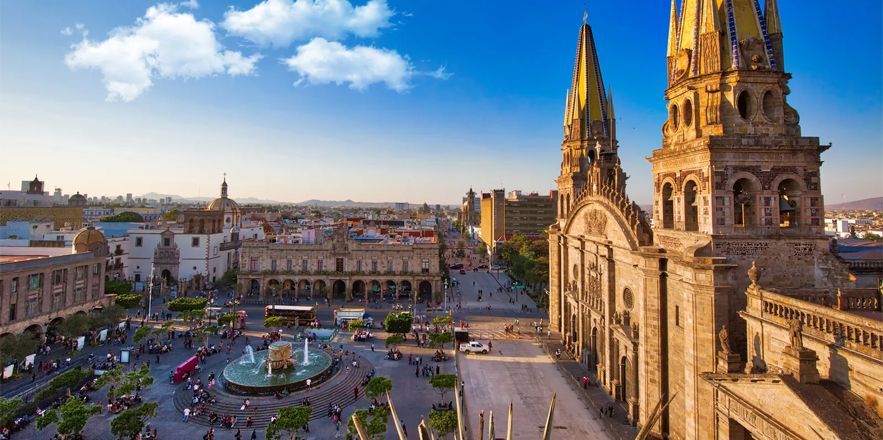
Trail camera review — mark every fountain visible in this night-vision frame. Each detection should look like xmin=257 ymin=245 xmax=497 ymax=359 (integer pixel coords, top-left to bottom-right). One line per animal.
xmin=303 ymin=339 xmax=310 ymax=366
xmin=223 ymin=339 xmax=334 ymax=394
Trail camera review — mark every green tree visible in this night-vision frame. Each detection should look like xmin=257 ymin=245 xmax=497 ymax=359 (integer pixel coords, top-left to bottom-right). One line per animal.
xmin=33 ymin=367 xmax=92 ymax=404
xmin=428 ymin=332 xmax=452 ymax=348
xmin=133 ymin=326 xmax=151 ymax=343
xmin=263 ymin=316 xmax=285 ymax=331
xmin=0 ymin=397 xmax=22 ymax=427
xmin=348 ymin=319 xmax=365 ymax=329
xmin=862 ymin=232 xmax=883 ymax=241
xmin=100 ymin=212 xmax=144 ymax=222
xmin=91 ymin=304 xmax=127 ymax=329
xmin=56 ymin=314 xmax=91 ymax=340
xmin=265 ymin=406 xmax=312 ymax=440
xmin=432 ymin=315 xmax=453 ymax=325
xmin=428 ymin=410 xmax=458 ymax=439
xmin=384 ymin=334 xmax=405 ymax=348
xmin=105 ymin=280 xmax=134 ymax=295
xmin=218 ymin=269 xmax=237 ymax=287
xmin=114 ymin=293 xmax=141 ymax=309
xmin=110 ymin=402 xmax=158 ymax=440
xmin=429 ymin=374 xmax=457 ymax=403
xmin=382 ymin=312 xmax=413 ymax=335
xmin=347 ymin=407 xmax=389 ymax=439
xmin=0 ymin=333 xmax=39 ymax=366
xmin=161 ymin=209 xmax=179 ymax=221
xmin=217 ymin=313 xmax=236 ymax=326
xmin=94 ymin=365 xmax=154 ymax=400
xmin=167 ymin=298 xmax=207 ymax=329
xmin=364 ymin=376 xmax=392 ymax=400
xmin=36 ymin=396 xmax=100 ymax=439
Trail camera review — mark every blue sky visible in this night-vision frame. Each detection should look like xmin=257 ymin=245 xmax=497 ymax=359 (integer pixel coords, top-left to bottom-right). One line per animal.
xmin=1 ymin=1 xmax=880 ymax=205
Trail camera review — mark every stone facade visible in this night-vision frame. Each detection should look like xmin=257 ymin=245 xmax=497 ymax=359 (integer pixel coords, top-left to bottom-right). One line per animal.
xmin=548 ymin=3 xmax=880 ymax=439
xmin=0 ymin=228 xmax=109 ymax=338
xmin=237 ymin=228 xmax=442 ymax=304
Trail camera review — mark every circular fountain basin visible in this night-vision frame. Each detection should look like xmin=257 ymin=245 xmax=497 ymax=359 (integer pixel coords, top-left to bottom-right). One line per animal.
xmin=223 ymin=347 xmax=334 ymax=394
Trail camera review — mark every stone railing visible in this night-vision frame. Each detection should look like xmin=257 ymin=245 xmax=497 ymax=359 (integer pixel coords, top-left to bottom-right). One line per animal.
xmin=751 ymin=288 xmax=882 ymax=360
xmin=788 ymin=288 xmax=881 ymax=313
xmin=844 ymin=259 xmax=883 ymax=273
xmin=571 ymin=180 xmax=652 ymax=246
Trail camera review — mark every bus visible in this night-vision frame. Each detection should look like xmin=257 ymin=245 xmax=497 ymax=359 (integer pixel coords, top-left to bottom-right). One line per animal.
xmin=264 ymin=305 xmax=318 ymax=326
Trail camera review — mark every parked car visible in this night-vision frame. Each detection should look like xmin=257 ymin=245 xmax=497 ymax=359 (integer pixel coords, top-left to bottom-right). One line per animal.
xmin=459 ymin=341 xmax=489 ymax=354
xmin=459 ymin=269 xmax=466 ymax=274
xmin=449 ymin=263 xmax=464 ymax=270
xmin=476 ymin=264 xmax=488 ymax=269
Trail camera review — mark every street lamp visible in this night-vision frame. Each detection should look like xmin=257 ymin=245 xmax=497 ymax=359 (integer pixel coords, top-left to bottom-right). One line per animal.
xmin=444 ymin=279 xmax=449 ymax=313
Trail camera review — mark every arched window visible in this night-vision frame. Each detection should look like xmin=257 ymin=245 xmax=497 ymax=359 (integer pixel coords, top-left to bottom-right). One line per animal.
xmin=737 ymin=90 xmax=754 ymax=120
xmin=683 ymin=99 xmax=693 ymax=127
xmin=661 ymin=183 xmax=674 ymax=229
xmin=684 ymin=181 xmax=699 ymax=231
xmin=565 ymin=194 xmax=571 ymax=216
xmin=778 ymin=179 xmax=801 ymax=228
xmin=669 ymin=104 xmax=680 ymax=131
xmin=733 ymin=178 xmax=757 ymax=227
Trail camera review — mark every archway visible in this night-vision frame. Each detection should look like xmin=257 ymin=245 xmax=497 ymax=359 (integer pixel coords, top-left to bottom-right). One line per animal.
xmin=161 ymin=269 xmax=173 ymax=284
xmin=266 ymin=279 xmax=281 ymax=298
xmin=733 ymin=178 xmax=757 ymax=227
xmin=418 ymin=281 xmax=432 ymax=303
xmin=778 ymin=179 xmax=801 ymax=228
xmin=24 ymin=324 xmax=43 ymax=342
xmin=385 ymin=280 xmax=397 ymax=299
xmin=619 ymin=356 xmax=629 ymax=402
xmin=352 ymin=280 xmax=366 ymax=299
xmin=684 ymin=180 xmax=699 ymax=231
xmin=314 ymin=280 xmax=327 ymax=302
xmin=590 ymin=327 xmax=598 ymax=370
xmin=400 ymin=280 xmax=412 ymax=298
xmin=249 ymin=279 xmax=261 ymax=296
xmin=282 ymin=279 xmax=296 ymax=302
xmin=661 ymin=183 xmax=674 ymax=229
xmin=47 ymin=317 xmax=65 ymax=341
xmin=332 ymin=280 xmax=346 ymax=301
xmin=370 ymin=280 xmax=381 ymax=300
xmin=297 ymin=280 xmax=312 ymax=298
xmin=570 ymin=314 xmax=578 ymax=352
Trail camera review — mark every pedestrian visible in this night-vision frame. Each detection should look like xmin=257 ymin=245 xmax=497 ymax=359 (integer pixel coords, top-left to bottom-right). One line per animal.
xmin=250 ymin=430 xmax=257 ymax=440
xmin=370 ymin=343 xmax=374 ymax=352
xmin=353 ymin=387 xmax=359 ymax=401
xmin=183 ymin=407 xmax=191 ymax=423
xmin=436 ymin=365 xmax=440 ymax=375
xmin=582 ymin=376 xmax=589 ymax=389
xmin=415 ymin=366 xmax=419 ymax=377
xmin=235 ymin=430 xmax=241 ymax=440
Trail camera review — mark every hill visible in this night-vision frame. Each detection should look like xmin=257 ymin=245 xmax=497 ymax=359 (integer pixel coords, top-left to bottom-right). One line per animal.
xmin=826 ymin=197 xmax=883 ymax=211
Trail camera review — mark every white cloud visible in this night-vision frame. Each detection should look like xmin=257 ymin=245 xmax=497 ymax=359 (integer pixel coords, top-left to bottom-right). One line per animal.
xmin=428 ymin=66 xmax=451 ymax=80
xmin=180 ymin=0 xmax=199 ymax=9
xmin=65 ymin=4 xmax=259 ymax=102
xmin=60 ymin=26 xmax=73 ymax=36
xmin=223 ymin=0 xmax=394 ymax=47
xmin=282 ymin=38 xmax=412 ymax=92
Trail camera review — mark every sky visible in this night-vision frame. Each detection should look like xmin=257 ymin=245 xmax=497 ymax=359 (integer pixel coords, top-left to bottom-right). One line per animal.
xmin=1 ymin=0 xmax=881 ymax=206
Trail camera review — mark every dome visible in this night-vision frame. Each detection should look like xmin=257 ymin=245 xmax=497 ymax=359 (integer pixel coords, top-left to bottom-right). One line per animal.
xmin=73 ymin=226 xmax=107 ymax=256
xmin=207 ymin=196 xmax=241 ymax=213
xmin=69 ymin=192 xmax=87 ymax=207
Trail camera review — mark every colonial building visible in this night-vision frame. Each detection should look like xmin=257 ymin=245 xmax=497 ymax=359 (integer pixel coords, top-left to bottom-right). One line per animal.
xmin=237 ymin=227 xmax=442 ymax=304
xmin=0 ymin=226 xmax=109 ymax=339
xmin=548 ymin=3 xmax=882 ymax=439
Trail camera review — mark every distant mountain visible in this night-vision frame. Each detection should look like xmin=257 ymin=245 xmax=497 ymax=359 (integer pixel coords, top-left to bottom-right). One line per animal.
xmin=827 ymin=197 xmax=883 ymax=211
xmin=296 ymin=200 xmax=410 ymax=209
xmin=139 ymin=192 xmax=286 ymax=205
xmin=138 ymin=193 xmax=452 ymax=209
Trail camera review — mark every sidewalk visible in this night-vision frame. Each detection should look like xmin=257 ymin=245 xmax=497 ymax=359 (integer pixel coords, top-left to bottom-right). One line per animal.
xmin=541 ymin=336 xmax=638 ymax=440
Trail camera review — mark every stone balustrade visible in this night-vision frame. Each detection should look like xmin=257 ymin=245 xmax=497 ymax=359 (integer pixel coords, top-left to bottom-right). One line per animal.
xmin=751 ymin=287 xmax=882 ymax=360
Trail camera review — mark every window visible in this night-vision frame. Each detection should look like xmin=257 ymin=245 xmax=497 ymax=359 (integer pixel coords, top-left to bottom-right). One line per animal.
xmin=762 ymin=90 xmax=778 ymax=121
xmin=371 ymin=260 xmax=378 ymax=272
xmin=115 ymin=245 xmax=122 ymax=253
xmin=8 ymin=302 xmax=15 ymax=321
xmin=53 ymin=270 xmax=65 ymax=285
xmin=286 ymin=259 xmax=292 ymax=272
xmin=675 ymin=305 xmax=680 ymax=327
xmin=250 ymin=258 xmax=260 ymax=272
xmin=733 ymin=179 xmax=756 ymax=227
xmin=134 ymin=274 xmax=141 ymax=283
xmin=336 ymin=258 xmax=344 ymax=272
xmin=356 ymin=260 xmax=362 ymax=272
xmin=387 ymin=258 xmax=393 ymax=273
xmin=661 ymin=183 xmax=674 ymax=229
xmin=75 ymin=287 xmax=85 ymax=303
xmin=192 ymin=237 xmax=200 ymax=247
xmin=11 ymin=277 xmax=18 ymax=293
xmin=163 ymin=237 xmax=171 ymax=247
xmin=778 ymin=179 xmax=801 ymax=228
xmin=302 ymin=259 xmax=308 ymax=272
xmin=684 ymin=181 xmax=699 ymax=231
xmin=683 ymin=99 xmax=693 ymax=127
xmin=737 ymin=90 xmax=754 ymax=120
xmin=317 ymin=259 xmax=323 ymax=271
xmin=28 ymin=274 xmax=41 ymax=290
xmin=421 ymin=259 xmax=430 ymax=273
xmin=669 ymin=104 xmax=679 ymax=130
xmin=94 ymin=263 xmax=101 ymax=275
xmin=402 ymin=259 xmax=408 ymax=273
xmin=271 ymin=259 xmax=277 ymax=271
xmin=135 ymin=237 xmax=143 ymax=247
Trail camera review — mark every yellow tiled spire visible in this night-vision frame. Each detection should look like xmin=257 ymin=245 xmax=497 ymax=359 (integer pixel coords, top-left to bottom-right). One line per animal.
xmin=563 ymin=15 xmax=609 ymax=140
xmin=766 ymin=0 xmax=782 ymax=35
xmin=667 ymin=0 xmax=679 ymax=58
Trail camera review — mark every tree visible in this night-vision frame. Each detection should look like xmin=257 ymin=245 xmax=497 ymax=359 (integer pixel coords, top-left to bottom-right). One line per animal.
xmin=133 ymin=326 xmax=151 ymax=343
xmin=36 ymin=396 xmax=100 ymax=439
xmin=263 ymin=316 xmax=285 ymax=331
xmin=100 ymin=212 xmax=144 ymax=222
xmin=348 ymin=319 xmax=365 ymax=329
xmin=347 ymin=407 xmax=389 ymax=439
xmin=266 ymin=406 xmax=312 ymax=440
xmin=114 ymin=293 xmax=141 ymax=309
xmin=0 ymin=333 xmax=39 ymax=366
xmin=428 ymin=332 xmax=452 ymax=348
xmin=110 ymin=402 xmax=157 ymax=440
xmin=429 ymin=374 xmax=457 ymax=403
xmin=364 ymin=376 xmax=392 ymax=400
xmin=94 ymin=365 xmax=154 ymax=400
xmin=167 ymin=297 xmax=207 ymax=329
xmin=91 ymin=305 xmax=127 ymax=329
xmin=384 ymin=334 xmax=405 ymax=348
xmin=217 ymin=313 xmax=236 ymax=326
xmin=218 ymin=269 xmax=237 ymax=287
xmin=105 ymin=280 xmax=133 ymax=295
xmin=0 ymin=397 xmax=22 ymax=428
xmin=428 ymin=410 xmax=458 ymax=439
xmin=161 ymin=209 xmax=179 ymax=221
xmin=432 ymin=315 xmax=453 ymax=325
xmin=862 ymin=232 xmax=883 ymax=241
xmin=383 ymin=312 xmax=413 ymax=335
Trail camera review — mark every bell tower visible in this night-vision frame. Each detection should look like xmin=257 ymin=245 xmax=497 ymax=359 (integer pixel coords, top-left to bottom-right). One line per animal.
xmin=556 ymin=13 xmax=625 ymax=223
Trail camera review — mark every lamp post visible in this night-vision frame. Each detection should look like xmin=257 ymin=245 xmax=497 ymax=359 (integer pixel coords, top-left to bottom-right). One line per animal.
xmin=444 ymin=279 xmax=449 ymax=313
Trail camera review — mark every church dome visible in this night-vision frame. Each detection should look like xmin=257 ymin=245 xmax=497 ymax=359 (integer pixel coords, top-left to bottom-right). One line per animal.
xmin=69 ymin=192 xmax=87 ymax=207
xmin=73 ymin=226 xmax=108 ymax=256
xmin=207 ymin=196 xmax=241 ymax=213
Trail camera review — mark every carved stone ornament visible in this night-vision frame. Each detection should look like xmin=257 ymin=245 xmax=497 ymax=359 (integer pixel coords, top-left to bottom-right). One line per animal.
xmin=674 ymin=48 xmax=692 ymax=80
xmin=719 ymin=325 xmax=732 ymax=354
xmin=739 ymin=37 xmax=767 ymax=70
xmin=788 ymin=318 xmax=803 ymax=350
xmin=584 ymin=209 xmax=608 ymax=237
xmin=747 ymin=260 xmax=759 ymax=288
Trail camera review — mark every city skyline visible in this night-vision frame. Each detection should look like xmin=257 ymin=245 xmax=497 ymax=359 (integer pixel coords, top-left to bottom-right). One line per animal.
xmin=1 ymin=0 xmax=881 ymax=205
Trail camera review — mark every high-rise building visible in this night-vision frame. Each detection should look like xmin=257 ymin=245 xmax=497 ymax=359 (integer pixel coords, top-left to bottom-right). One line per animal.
xmin=480 ymin=188 xmax=556 ymax=249
xmin=548 ymin=4 xmax=881 ymax=439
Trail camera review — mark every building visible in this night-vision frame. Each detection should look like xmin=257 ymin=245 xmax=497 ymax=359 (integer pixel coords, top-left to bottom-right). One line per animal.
xmin=548 ymin=5 xmax=881 ymax=440
xmin=237 ymin=227 xmax=442 ymax=304
xmin=479 ymin=188 xmax=556 ymax=249
xmin=0 ymin=226 xmax=109 ymax=339
xmin=458 ymin=188 xmax=480 ymax=229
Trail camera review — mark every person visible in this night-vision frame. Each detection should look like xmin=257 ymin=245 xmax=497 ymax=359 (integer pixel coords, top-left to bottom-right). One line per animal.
xmin=353 ymin=387 xmax=359 ymax=401
xmin=582 ymin=376 xmax=589 ymax=389
xmin=250 ymin=430 xmax=257 ymax=440
xmin=183 ymin=407 xmax=190 ymax=423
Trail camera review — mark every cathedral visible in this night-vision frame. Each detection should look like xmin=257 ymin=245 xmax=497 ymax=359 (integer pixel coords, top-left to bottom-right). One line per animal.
xmin=548 ymin=1 xmax=883 ymax=439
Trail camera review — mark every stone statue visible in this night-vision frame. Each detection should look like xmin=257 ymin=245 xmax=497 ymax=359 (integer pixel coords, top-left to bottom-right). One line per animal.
xmin=719 ymin=325 xmax=732 ymax=354
xmin=788 ymin=318 xmax=803 ymax=350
